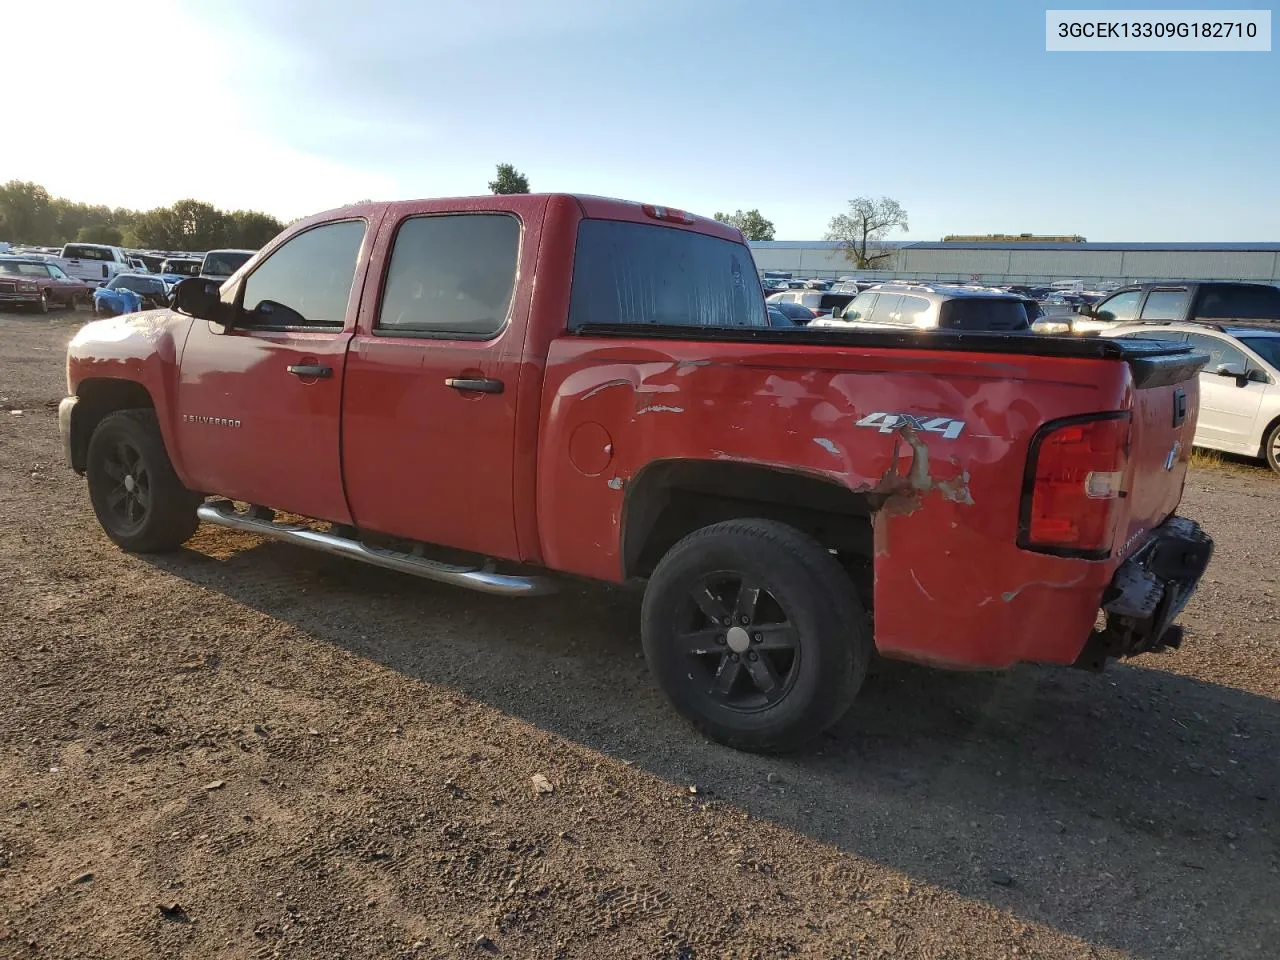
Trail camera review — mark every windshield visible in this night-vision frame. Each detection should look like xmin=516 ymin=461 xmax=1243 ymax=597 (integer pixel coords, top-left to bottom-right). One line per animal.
xmin=568 ymin=220 xmax=766 ymax=329
xmin=202 ymin=251 xmax=253 ymax=276
xmin=1239 ymin=336 xmax=1280 ymax=371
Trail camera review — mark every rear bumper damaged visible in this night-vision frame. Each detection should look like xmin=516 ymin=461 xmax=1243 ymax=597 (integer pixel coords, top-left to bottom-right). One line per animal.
xmin=1074 ymin=516 xmax=1213 ymax=670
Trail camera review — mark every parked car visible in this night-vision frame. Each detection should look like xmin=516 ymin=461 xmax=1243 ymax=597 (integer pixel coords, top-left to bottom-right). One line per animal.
xmin=0 ymin=256 xmax=92 ymax=312
xmin=59 ymin=192 xmax=1211 ymax=752
xmin=766 ymin=306 xmax=796 ymax=328
xmin=93 ymin=273 xmax=173 ymax=316
xmin=766 ymin=290 xmax=855 ymax=318
xmin=813 ymin=283 xmax=1030 ymax=331
xmin=1034 ymin=281 xmax=1280 ymax=335
xmin=769 ymin=301 xmax=818 ymax=324
xmin=200 ymin=248 xmax=255 ymax=281
xmin=161 ymin=257 xmax=203 ymax=277
xmin=803 ymin=278 xmax=831 ymax=290
xmin=59 ymin=243 xmax=133 ymax=286
xmin=1105 ymin=320 xmax=1280 ymax=472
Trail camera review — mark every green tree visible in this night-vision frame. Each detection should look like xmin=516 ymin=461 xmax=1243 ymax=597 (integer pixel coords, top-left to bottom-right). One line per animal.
xmin=225 ymin=210 xmax=284 ymax=248
xmin=713 ymin=208 xmax=776 ymax=241
xmin=0 ymin=181 xmax=56 ymax=245
xmin=824 ymin=196 xmax=908 ymax=269
xmin=76 ymin=224 xmax=123 ymax=244
xmin=488 ymin=163 xmax=530 ymax=195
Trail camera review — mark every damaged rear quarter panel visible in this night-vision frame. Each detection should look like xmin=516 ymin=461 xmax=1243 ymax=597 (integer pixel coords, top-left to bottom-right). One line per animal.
xmin=538 ymin=338 xmax=1131 ymax=666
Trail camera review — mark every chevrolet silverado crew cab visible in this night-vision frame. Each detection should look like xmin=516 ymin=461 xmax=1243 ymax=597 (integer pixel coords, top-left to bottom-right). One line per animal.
xmin=58 ymin=194 xmax=1214 ymax=752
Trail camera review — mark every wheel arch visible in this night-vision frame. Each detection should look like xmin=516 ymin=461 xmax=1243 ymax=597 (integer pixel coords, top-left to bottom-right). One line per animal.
xmin=621 ymin=458 xmax=875 ymax=604
xmin=67 ymin=379 xmax=156 ymax=473
xmin=1258 ymin=412 xmax=1280 ymax=463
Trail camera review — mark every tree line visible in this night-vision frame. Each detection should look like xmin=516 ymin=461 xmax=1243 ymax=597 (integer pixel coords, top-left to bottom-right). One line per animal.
xmin=0 ymin=181 xmax=285 ymax=251
xmin=715 ymin=197 xmax=909 ymax=268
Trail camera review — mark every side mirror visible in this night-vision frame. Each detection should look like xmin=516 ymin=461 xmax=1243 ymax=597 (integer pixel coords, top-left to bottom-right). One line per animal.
xmin=171 ymin=277 xmax=223 ymax=321
xmin=1076 ymin=302 xmax=1096 ymax=318
xmin=830 ymin=305 xmax=845 ymax=320
xmin=252 ymin=299 xmax=307 ymax=327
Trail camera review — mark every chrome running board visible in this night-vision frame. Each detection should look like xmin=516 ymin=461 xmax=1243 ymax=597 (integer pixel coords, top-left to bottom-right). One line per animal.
xmin=196 ymin=500 xmax=556 ymax=597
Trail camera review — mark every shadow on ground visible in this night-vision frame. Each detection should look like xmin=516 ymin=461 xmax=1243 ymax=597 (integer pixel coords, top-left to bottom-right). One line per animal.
xmin=145 ymin=537 xmax=1279 ymax=959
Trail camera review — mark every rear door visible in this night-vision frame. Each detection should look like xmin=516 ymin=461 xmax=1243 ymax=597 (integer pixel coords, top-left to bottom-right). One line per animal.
xmin=175 ymin=218 xmax=372 ymax=522
xmin=341 ymin=197 xmax=548 ymax=561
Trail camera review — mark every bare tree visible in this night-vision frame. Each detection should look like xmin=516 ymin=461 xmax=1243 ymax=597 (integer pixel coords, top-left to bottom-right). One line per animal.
xmin=824 ymin=197 xmax=908 ymax=269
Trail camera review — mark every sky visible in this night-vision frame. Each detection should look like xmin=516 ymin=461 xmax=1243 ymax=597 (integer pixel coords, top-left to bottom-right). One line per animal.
xmin=5 ymin=0 xmax=1277 ymax=241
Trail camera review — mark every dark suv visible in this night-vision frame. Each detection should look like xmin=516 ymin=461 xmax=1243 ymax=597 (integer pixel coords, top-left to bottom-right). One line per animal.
xmin=1033 ymin=280 xmax=1280 ymax=334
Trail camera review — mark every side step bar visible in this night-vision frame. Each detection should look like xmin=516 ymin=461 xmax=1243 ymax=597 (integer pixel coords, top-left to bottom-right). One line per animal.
xmin=196 ymin=500 xmax=556 ymax=597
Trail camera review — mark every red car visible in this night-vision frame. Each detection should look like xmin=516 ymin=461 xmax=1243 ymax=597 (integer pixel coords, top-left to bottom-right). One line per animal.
xmin=57 ymin=194 xmax=1213 ymax=751
xmin=0 ymin=257 xmax=92 ymax=312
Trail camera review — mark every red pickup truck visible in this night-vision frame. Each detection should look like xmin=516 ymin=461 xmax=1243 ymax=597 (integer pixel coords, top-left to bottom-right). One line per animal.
xmin=59 ymin=194 xmax=1213 ymax=751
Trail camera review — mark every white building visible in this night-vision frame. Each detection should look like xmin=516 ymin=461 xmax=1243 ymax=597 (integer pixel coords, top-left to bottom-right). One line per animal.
xmin=748 ymin=240 xmax=1280 ymax=285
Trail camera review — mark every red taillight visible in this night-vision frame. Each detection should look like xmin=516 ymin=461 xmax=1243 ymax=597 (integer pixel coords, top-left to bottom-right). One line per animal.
xmin=641 ymin=203 xmax=696 ymax=224
xmin=1020 ymin=415 xmax=1130 ymax=556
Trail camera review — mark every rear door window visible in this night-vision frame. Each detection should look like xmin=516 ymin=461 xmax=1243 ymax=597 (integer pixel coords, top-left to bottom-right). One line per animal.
xmin=569 ymin=220 xmax=766 ymax=328
xmin=1139 ymin=288 xmax=1190 ymax=321
xmin=376 ymin=214 xmax=520 ymax=337
xmin=897 ymin=295 xmax=931 ymax=325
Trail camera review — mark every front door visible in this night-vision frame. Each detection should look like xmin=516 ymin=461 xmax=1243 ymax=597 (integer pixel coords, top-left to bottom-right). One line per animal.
xmin=174 ymin=219 xmax=371 ymax=522
xmin=341 ymin=203 xmax=539 ymax=561
xmin=1184 ymin=332 xmax=1265 ymax=450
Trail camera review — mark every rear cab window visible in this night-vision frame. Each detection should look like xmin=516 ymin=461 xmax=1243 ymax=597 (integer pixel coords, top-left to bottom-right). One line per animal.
xmin=63 ymin=245 xmax=111 ymax=261
xmin=568 ymin=220 xmax=766 ymax=329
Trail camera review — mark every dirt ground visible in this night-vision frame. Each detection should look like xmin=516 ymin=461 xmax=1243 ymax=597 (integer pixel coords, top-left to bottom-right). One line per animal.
xmin=1 ymin=309 xmax=1276 ymax=960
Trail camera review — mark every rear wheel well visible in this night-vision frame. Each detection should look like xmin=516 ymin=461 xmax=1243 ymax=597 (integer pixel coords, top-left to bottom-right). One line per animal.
xmin=622 ymin=460 xmax=875 ymax=609
xmin=69 ymin=379 xmax=155 ymax=473
xmin=1259 ymin=414 xmax=1280 ymax=460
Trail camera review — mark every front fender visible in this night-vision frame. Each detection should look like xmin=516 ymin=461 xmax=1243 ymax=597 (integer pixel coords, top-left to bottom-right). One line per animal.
xmin=67 ymin=309 xmax=196 ymax=480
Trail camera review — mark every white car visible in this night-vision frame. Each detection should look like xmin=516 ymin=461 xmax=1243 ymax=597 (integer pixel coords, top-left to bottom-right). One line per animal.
xmin=1105 ymin=321 xmax=1280 ymax=472
xmin=200 ymin=248 xmax=256 ymax=281
xmin=766 ymin=289 xmax=855 ymax=318
xmin=59 ymin=243 xmax=134 ymax=286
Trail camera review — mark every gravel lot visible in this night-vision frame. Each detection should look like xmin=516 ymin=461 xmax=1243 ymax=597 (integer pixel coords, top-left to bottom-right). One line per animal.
xmin=1 ymin=309 xmax=1277 ymax=959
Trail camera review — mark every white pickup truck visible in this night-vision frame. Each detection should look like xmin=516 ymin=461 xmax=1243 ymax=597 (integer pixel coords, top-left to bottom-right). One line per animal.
xmin=59 ymin=243 xmax=134 ymax=286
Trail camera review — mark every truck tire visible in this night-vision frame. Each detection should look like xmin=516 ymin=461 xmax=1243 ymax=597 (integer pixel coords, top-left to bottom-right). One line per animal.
xmin=1265 ymin=421 xmax=1280 ymax=475
xmin=86 ymin=409 xmax=201 ymax=552
xmin=641 ymin=518 xmax=870 ymax=752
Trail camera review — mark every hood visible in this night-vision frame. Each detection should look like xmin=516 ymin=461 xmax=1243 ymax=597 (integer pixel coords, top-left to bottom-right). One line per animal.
xmin=69 ymin=308 xmax=193 ymax=358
